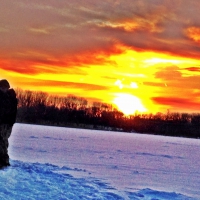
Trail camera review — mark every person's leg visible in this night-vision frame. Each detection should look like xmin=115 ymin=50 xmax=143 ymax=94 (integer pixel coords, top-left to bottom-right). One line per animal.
xmin=0 ymin=125 xmax=12 ymax=168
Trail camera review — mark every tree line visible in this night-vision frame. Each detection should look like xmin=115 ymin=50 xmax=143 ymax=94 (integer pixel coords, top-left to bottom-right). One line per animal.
xmin=15 ymin=88 xmax=200 ymax=139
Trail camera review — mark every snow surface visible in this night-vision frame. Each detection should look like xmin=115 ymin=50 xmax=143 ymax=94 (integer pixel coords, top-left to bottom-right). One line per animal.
xmin=1 ymin=123 xmax=199 ymax=199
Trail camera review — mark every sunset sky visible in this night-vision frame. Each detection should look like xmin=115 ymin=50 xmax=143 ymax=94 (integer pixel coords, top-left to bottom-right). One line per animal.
xmin=1 ymin=0 xmax=200 ymax=114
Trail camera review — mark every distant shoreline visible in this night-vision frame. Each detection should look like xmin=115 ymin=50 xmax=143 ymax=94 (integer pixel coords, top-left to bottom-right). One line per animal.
xmin=14 ymin=121 xmax=200 ymax=140
xmin=15 ymin=89 xmax=200 ymax=140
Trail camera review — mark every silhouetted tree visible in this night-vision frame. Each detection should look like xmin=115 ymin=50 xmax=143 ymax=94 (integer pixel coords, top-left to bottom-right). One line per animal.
xmin=15 ymin=88 xmax=200 ymax=138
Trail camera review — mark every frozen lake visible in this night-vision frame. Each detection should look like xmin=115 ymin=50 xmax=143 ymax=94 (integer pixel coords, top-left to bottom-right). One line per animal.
xmin=1 ymin=123 xmax=200 ymax=199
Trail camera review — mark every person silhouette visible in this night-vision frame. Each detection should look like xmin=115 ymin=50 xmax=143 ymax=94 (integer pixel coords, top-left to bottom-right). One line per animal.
xmin=0 ymin=79 xmax=17 ymax=168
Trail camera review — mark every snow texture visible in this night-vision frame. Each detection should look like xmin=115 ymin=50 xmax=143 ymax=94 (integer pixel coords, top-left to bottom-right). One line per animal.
xmin=1 ymin=123 xmax=199 ymax=199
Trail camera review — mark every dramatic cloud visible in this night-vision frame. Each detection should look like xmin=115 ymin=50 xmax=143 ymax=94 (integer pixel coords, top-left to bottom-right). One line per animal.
xmin=1 ymin=0 xmax=200 ymax=112
xmin=1 ymin=0 xmax=200 ymax=59
xmin=184 ymin=67 xmax=200 ymax=72
xmin=152 ymin=97 xmax=200 ymax=111
xmin=27 ymin=79 xmax=109 ymax=91
xmin=154 ymin=66 xmax=182 ymax=80
xmin=186 ymin=27 xmax=200 ymax=43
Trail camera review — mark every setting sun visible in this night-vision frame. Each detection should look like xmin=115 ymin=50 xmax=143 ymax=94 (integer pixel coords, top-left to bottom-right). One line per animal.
xmin=1 ymin=1 xmax=200 ymax=114
xmin=113 ymin=93 xmax=147 ymax=115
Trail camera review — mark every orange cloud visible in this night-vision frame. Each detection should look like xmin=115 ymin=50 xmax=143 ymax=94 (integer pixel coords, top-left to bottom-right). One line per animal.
xmin=154 ymin=66 xmax=182 ymax=80
xmin=32 ymin=80 xmax=109 ymax=91
xmin=0 ymin=44 xmax=123 ymax=76
xmin=186 ymin=27 xmax=200 ymax=43
xmin=152 ymin=97 xmax=200 ymax=112
xmin=1 ymin=0 xmax=200 ymax=113
xmin=98 ymin=15 xmax=164 ymax=33
xmin=184 ymin=67 xmax=200 ymax=72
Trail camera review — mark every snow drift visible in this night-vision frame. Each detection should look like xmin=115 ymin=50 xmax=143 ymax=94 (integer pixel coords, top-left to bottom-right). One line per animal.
xmin=1 ymin=123 xmax=199 ymax=199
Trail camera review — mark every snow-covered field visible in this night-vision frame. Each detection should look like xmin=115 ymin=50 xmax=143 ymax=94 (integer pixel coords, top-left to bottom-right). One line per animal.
xmin=1 ymin=123 xmax=200 ymax=199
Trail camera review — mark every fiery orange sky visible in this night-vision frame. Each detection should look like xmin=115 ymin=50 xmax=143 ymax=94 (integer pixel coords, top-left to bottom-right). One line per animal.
xmin=1 ymin=0 xmax=200 ymax=114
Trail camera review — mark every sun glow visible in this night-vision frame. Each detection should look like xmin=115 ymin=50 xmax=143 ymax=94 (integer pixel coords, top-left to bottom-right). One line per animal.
xmin=113 ymin=93 xmax=147 ymax=115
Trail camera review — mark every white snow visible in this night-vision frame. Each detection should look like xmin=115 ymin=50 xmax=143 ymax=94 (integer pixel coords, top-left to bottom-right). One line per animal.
xmin=0 ymin=123 xmax=199 ymax=199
